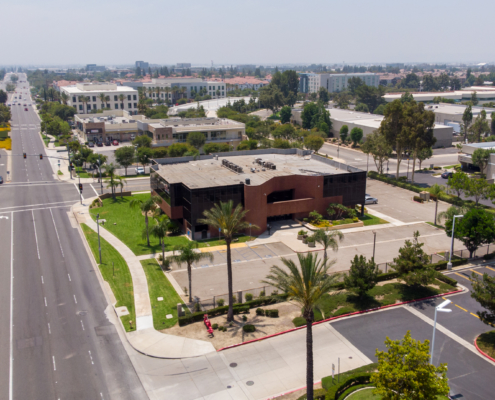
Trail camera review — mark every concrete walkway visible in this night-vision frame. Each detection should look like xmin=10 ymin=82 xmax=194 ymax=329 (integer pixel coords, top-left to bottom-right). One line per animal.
xmin=73 ymin=198 xmax=215 ymax=358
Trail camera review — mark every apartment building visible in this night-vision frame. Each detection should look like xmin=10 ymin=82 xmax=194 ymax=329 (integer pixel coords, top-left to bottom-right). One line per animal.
xmin=142 ymin=78 xmax=226 ymax=103
xmin=299 ymin=73 xmax=380 ymax=93
xmin=61 ymin=83 xmax=139 ymax=114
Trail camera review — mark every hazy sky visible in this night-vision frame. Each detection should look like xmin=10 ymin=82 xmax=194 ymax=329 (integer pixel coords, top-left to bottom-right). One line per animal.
xmin=2 ymin=0 xmax=494 ymax=66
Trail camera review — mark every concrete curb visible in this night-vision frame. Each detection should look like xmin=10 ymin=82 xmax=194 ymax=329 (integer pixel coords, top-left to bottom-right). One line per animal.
xmin=217 ymin=288 xmax=463 ymax=352
xmin=474 ymin=335 xmax=495 ymax=363
xmin=264 ymin=381 xmax=322 ymax=400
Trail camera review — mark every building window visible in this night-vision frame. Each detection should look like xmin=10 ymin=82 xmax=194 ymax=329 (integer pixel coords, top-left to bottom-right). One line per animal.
xmin=209 ymin=86 xmax=211 ymax=90
xmin=72 ymin=96 xmax=76 ymax=102
xmin=87 ymin=104 xmax=91 ymax=110
xmin=115 ymin=104 xmax=118 ymax=109
xmin=172 ymin=133 xmax=187 ymax=142
xmin=79 ymin=105 xmax=83 ymax=110
xmin=133 ymin=95 xmax=137 ymax=100
xmin=128 ymin=95 xmax=131 ymax=100
xmin=134 ymin=103 xmax=137 ymax=108
xmin=128 ymin=103 xmax=132 ymax=108
xmin=114 ymin=95 xmax=118 ymax=101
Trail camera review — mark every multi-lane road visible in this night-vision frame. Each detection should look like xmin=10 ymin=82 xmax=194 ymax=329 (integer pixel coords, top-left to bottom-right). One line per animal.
xmin=0 ymin=74 xmax=146 ymax=399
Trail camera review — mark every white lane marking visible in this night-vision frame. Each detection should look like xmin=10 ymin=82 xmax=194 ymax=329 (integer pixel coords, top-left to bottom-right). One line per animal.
xmin=68 ymin=274 xmax=71 ymax=281
xmin=0 ymin=200 xmax=75 ymax=212
xmin=31 ymin=210 xmax=40 ymax=260
xmin=50 ymin=209 xmax=64 ymax=258
xmin=44 ymin=297 xmax=47 ymax=307
xmin=73 ymin=295 xmax=77 ymax=304
xmin=41 ymin=275 xmax=44 ymax=284
xmin=52 ymin=356 xmax=56 ymax=371
xmin=88 ymin=350 xmax=94 ymax=365
xmin=48 ymin=323 xmax=51 ymax=334
xmin=90 ymin=184 xmax=99 ymax=197
xmin=81 ymin=320 xmax=85 ymax=331
xmin=0 ymin=205 xmax=72 ymax=215
xmin=9 ymin=212 xmax=13 ymax=400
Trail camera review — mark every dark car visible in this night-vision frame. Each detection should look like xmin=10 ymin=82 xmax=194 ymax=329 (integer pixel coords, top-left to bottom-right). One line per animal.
xmin=104 ymin=140 xmax=111 ymax=146
xmin=88 ymin=142 xmax=95 ymax=148
xmin=0 ymin=176 xmax=3 ymax=184
xmin=441 ymin=171 xmax=453 ymax=179
xmin=96 ymin=141 xmax=103 ymax=147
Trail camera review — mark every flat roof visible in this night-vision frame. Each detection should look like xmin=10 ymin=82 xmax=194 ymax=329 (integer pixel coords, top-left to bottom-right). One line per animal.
xmin=155 ymin=154 xmax=350 ymax=189
xmin=63 ymin=85 xmax=136 ymax=94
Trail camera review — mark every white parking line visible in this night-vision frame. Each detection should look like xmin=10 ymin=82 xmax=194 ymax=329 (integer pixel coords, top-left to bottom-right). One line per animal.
xmin=50 ymin=209 xmax=64 ymax=258
xmin=31 ymin=210 xmax=40 ymax=260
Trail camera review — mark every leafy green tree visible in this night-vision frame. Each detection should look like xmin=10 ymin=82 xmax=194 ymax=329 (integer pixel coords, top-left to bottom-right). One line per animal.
xmin=259 ymin=85 xmax=284 ymax=112
xmin=333 ymin=91 xmax=352 ymax=109
xmin=371 ymin=331 xmax=449 ymax=400
xmin=236 ymin=140 xmax=258 ymax=150
xmin=344 ymin=255 xmax=380 ymax=298
xmin=318 ymin=87 xmax=330 ymax=104
xmin=263 ymin=253 xmax=339 ymax=400
xmin=471 ymin=91 xmax=479 ymax=106
xmin=391 ymin=231 xmax=433 ymax=286
xmin=447 ymin=171 xmax=469 ymax=198
xmin=273 ymin=138 xmax=291 ymax=149
xmin=347 ymin=77 xmax=364 ymax=95
xmin=203 ymin=143 xmax=219 ymax=154
xmin=422 ymin=74 xmax=438 ymax=91
xmin=470 ymin=109 xmax=490 ymax=142
xmin=280 ymin=106 xmax=292 ymax=124
xmin=168 ymin=242 xmax=214 ymax=302
xmin=129 ymin=195 xmax=162 ymax=246
xmin=373 ymin=104 xmax=386 ymax=115
xmin=355 ymin=84 xmax=385 ymax=113
xmin=199 ymin=201 xmax=256 ymax=321
xmin=339 ymin=125 xmax=349 ymax=142
xmin=461 ymin=105 xmax=473 ymax=141
xmin=446 ymin=208 xmax=495 ymax=258
xmin=472 ymin=148 xmax=492 ymax=175
xmin=136 ymin=147 xmax=153 ymax=169
xmin=273 ymin=124 xmax=296 ymax=140
xmin=0 ymin=104 xmax=11 ymax=123
xmin=115 ymin=146 xmax=136 ymax=176
xmin=350 ymin=127 xmax=363 ymax=146
xmin=168 ymin=143 xmax=192 ymax=157
xmin=301 ymin=102 xmax=331 ymax=131
xmin=416 ymin=146 xmax=433 ymax=170
xmin=429 ymin=184 xmax=445 ymax=226
xmin=314 ymin=229 xmax=343 ymax=262
xmin=354 ymin=103 xmax=369 ymax=113
xmin=361 ymin=131 xmax=392 ymax=174
xmin=0 ymin=90 xmax=7 ymax=104
xmin=304 ymin=135 xmax=324 ymax=152
xmin=133 ymin=135 xmax=152 ymax=148
xmin=465 ymin=176 xmax=491 ymax=205
xmin=471 ymin=272 xmax=495 ymax=325
xmin=400 ymin=91 xmax=414 ymax=103
xmin=186 ymin=131 xmax=206 ymax=153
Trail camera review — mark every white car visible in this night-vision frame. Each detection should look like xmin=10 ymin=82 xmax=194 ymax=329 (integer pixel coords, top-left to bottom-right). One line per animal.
xmin=365 ymin=196 xmax=378 ymax=205
xmin=135 ymin=167 xmax=145 ymax=174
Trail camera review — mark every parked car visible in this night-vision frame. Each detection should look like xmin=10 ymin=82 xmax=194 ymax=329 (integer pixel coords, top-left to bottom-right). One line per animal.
xmin=441 ymin=171 xmax=453 ymax=179
xmin=24 ymin=108 xmax=28 ymax=111
xmin=112 ymin=140 xmax=119 ymax=146
xmin=104 ymin=140 xmax=111 ymax=146
xmin=87 ymin=142 xmax=94 ymax=148
xmin=365 ymin=197 xmax=378 ymax=205
xmin=135 ymin=167 xmax=145 ymax=174
xmin=0 ymin=176 xmax=3 ymax=184
xmin=96 ymin=142 xmax=103 ymax=147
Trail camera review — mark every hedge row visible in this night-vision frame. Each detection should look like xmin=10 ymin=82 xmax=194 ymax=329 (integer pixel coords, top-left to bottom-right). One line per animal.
xmin=178 ymin=294 xmax=289 ymax=326
xmin=296 ymin=388 xmax=327 ymax=400
xmin=325 ymin=373 xmax=372 ymax=400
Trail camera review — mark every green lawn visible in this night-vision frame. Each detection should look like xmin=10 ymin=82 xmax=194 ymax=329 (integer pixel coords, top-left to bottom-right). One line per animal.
xmin=359 ymin=213 xmax=389 ymax=226
xmin=196 ymin=235 xmax=255 ymax=248
xmin=89 ymin=193 xmax=189 ymax=256
xmin=141 ymin=259 xmax=185 ymax=329
xmin=322 ymin=364 xmax=377 ymax=391
xmin=319 ymin=280 xmax=456 ymax=319
xmin=477 ymin=330 xmax=495 ymax=358
xmin=81 ymin=223 xmax=135 ymax=332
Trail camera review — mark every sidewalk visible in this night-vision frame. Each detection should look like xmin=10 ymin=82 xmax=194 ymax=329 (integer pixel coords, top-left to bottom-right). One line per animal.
xmin=73 ymin=198 xmax=215 ymax=358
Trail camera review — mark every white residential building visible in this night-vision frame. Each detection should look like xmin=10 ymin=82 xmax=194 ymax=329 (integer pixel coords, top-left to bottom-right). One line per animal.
xmin=299 ymin=73 xmax=380 ymax=93
xmin=62 ymin=83 xmax=139 ymax=114
xmin=142 ymin=78 xmax=226 ymax=103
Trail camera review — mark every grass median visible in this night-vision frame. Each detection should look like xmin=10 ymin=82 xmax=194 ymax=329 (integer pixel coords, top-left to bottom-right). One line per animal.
xmin=141 ymin=259 xmax=186 ymax=329
xmin=477 ymin=330 xmax=495 ymax=358
xmin=359 ymin=213 xmax=388 ymax=226
xmin=89 ymin=193 xmax=189 ymax=256
xmin=81 ymin=223 xmax=135 ymax=332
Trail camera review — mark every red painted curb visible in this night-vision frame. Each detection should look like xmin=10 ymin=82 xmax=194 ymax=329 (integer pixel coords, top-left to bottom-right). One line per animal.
xmin=474 ymin=335 xmax=495 ymax=363
xmin=217 ymin=289 xmax=463 ymax=352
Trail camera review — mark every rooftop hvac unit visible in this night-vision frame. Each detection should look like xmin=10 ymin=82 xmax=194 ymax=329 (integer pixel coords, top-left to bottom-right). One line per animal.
xmin=271 ymin=165 xmax=276 ymax=170
xmin=245 ymin=178 xmax=250 ymax=185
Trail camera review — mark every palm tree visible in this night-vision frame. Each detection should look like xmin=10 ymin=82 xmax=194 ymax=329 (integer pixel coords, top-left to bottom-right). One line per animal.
xmin=164 ymin=87 xmax=171 ymax=105
xmin=105 ymin=95 xmax=110 ymax=108
xmin=116 ymin=175 xmax=126 ymax=198
xmin=99 ymin=93 xmax=107 ymax=109
xmin=180 ymin=87 xmax=187 ymax=100
xmin=438 ymin=205 xmax=469 ymax=225
xmin=103 ymin=163 xmax=118 ymax=199
xmin=313 ymin=229 xmax=344 ymax=263
xmin=429 ymin=184 xmax=445 ymax=226
xmin=61 ymin=92 xmax=69 ymax=105
xmin=150 ymin=214 xmax=172 ymax=268
xmin=172 ymin=86 xmax=179 ymax=103
xmin=199 ymin=200 xmax=257 ymax=321
xmin=80 ymin=96 xmax=90 ymax=113
xmin=263 ymin=253 xmax=339 ymax=400
xmin=118 ymin=94 xmax=125 ymax=110
xmin=129 ymin=195 xmax=161 ymax=246
xmin=147 ymin=87 xmax=153 ymax=99
xmin=168 ymin=242 xmax=214 ymax=303
xmin=155 ymin=86 xmax=161 ymax=101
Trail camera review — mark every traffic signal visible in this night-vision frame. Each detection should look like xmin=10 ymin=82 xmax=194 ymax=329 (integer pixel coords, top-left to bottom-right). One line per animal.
xmin=23 ymin=153 xmax=26 ymax=159
xmin=39 ymin=154 xmax=43 ymax=160
xmin=78 ymin=183 xmax=83 ymax=191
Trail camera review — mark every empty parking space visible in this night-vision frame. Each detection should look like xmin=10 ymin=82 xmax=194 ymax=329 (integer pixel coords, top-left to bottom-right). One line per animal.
xmin=249 ymin=244 xmax=278 ymax=259
xmin=262 ymin=242 xmax=293 ymax=256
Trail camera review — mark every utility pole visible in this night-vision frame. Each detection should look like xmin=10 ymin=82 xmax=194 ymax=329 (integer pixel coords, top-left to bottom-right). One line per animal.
xmin=96 ymin=213 xmax=102 ymax=264
xmin=67 ymin=145 xmax=73 ymax=179
xmin=98 ymin=153 xmax=103 ymax=194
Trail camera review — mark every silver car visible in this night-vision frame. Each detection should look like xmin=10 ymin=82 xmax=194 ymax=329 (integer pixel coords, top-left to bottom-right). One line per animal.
xmin=365 ymin=196 xmax=378 ymax=204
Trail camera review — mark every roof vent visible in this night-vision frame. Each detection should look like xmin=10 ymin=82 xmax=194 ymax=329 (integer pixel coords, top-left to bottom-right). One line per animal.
xmin=245 ymin=178 xmax=250 ymax=185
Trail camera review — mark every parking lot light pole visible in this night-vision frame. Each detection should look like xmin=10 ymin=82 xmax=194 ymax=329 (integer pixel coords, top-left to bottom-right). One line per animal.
xmin=98 ymin=153 xmax=103 ymax=194
xmin=372 ymin=231 xmax=376 ymax=261
xmin=448 ymin=215 xmax=464 ymax=270
xmin=431 ymin=299 xmax=452 ymax=364
xmin=96 ymin=213 xmax=102 ymax=264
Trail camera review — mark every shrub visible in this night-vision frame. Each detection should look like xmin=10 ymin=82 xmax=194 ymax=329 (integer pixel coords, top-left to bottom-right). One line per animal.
xmin=429 ymin=193 xmax=438 ymax=202
xmin=293 ymin=317 xmax=307 ymax=327
xmin=216 ymin=298 xmax=225 ymax=307
xmin=232 ymin=295 xmax=237 ymax=303
xmin=413 ymin=196 xmax=424 ymax=203
xmin=259 ymin=291 xmax=265 ymax=297
xmin=256 ymin=308 xmax=265 ymax=316
xmin=352 ymin=217 xmax=359 ymax=222
xmin=265 ymin=309 xmax=279 ymax=318
xmin=243 ymin=324 xmax=256 ymax=333
xmin=242 ymin=315 xmax=247 ymax=322
xmin=245 ymin=293 xmax=253 ymax=301
xmin=233 ymin=305 xmax=249 ymax=314
xmin=303 ymin=218 xmax=308 ymax=222
xmin=212 ymin=323 xmax=218 ymax=330
xmin=193 ymin=302 xmax=201 ymax=312
xmin=298 ymin=230 xmax=307 ymax=236
xmin=398 ymin=176 xmax=408 ymax=181
xmin=325 ymin=373 xmax=372 ymax=400
xmin=484 ymin=252 xmax=495 ymax=260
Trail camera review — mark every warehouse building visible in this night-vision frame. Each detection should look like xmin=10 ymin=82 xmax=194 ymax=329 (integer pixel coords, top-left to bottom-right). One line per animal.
xmin=150 ymin=149 xmax=366 ymax=239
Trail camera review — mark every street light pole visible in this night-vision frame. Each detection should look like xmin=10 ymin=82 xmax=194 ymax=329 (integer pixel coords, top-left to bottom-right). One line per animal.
xmin=366 ymin=153 xmax=369 ymax=173
xmin=98 ymin=153 xmax=103 ymax=195
xmin=78 ymin=173 xmax=82 ymax=205
xmin=431 ymin=299 xmax=452 ymax=365
xmin=448 ymin=215 xmax=463 ymax=270
xmin=407 ymin=158 xmax=410 ymax=181
xmin=372 ymin=231 xmax=376 ymax=261
xmin=67 ymin=145 xmax=73 ymax=180
xmin=96 ymin=213 xmax=102 ymax=264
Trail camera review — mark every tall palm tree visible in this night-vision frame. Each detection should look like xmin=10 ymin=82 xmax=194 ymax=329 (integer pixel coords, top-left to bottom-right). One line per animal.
xmin=147 ymin=87 xmax=153 ymax=99
xmin=99 ymin=93 xmax=107 ymax=109
xmin=105 ymin=95 xmax=110 ymax=108
xmin=180 ymin=87 xmax=187 ymax=100
xmin=116 ymin=175 xmax=126 ymax=198
xmin=60 ymin=92 xmax=69 ymax=105
xmin=429 ymin=184 xmax=445 ymax=226
xmin=172 ymin=86 xmax=179 ymax=103
xmin=118 ymin=94 xmax=125 ymax=110
xmin=129 ymin=195 xmax=161 ymax=246
xmin=155 ymin=86 xmax=161 ymax=101
xmin=263 ymin=253 xmax=339 ymax=400
xmin=168 ymin=242 xmax=213 ymax=303
xmin=150 ymin=214 xmax=172 ymax=268
xmin=164 ymin=87 xmax=171 ymax=105
xmin=199 ymin=201 xmax=257 ymax=321
xmin=80 ymin=96 xmax=89 ymax=113
xmin=103 ymin=163 xmax=118 ymax=199
xmin=314 ymin=229 xmax=344 ymax=263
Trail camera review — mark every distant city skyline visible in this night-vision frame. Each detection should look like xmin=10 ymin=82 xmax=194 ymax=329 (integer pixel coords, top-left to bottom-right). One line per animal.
xmin=3 ymin=0 xmax=494 ymax=65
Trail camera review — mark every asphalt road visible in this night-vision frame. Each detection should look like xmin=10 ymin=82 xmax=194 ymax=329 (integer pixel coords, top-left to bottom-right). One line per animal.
xmin=0 ymin=74 xmax=146 ymax=400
